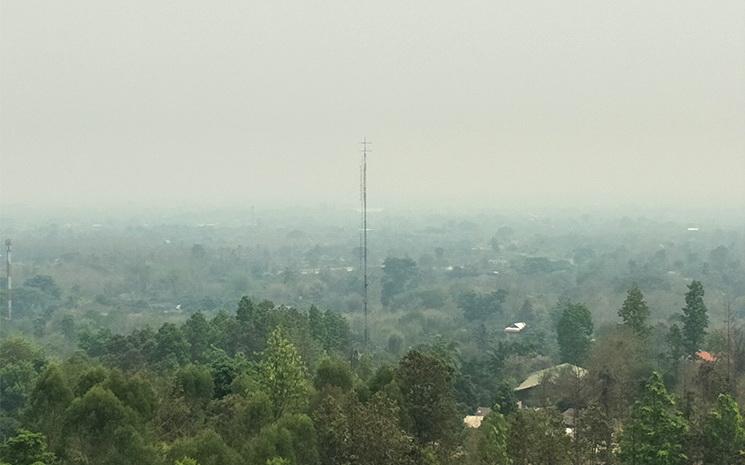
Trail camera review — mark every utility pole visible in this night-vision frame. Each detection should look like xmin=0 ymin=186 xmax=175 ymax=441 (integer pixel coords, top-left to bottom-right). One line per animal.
xmin=360 ymin=138 xmax=371 ymax=350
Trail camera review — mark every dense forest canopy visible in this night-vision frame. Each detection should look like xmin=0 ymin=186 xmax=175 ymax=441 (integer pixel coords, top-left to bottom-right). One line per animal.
xmin=0 ymin=209 xmax=744 ymax=464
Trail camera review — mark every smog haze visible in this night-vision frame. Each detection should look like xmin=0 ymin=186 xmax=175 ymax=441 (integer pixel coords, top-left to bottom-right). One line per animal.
xmin=1 ymin=0 xmax=744 ymax=211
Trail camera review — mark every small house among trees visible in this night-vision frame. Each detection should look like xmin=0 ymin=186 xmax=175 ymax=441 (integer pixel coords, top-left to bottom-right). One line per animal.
xmin=514 ymin=363 xmax=587 ymax=407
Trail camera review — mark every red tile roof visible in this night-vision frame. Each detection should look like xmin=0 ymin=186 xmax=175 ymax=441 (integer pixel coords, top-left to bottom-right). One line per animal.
xmin=696 ymin=351 xmax=718 ymax=363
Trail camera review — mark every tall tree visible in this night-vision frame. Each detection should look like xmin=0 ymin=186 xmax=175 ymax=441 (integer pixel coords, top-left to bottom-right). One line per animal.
xmin=258 ymin=328 xmax=310 ymax=418
xmin=457 ymin=290 xmax=508 ymax=321
xmin=557 ymin=302 xmax=594 ymax=365
xmin=699 ymin=394 xmax=745 ymax=465
xmin=397 ymin=349 xmax=458 ymax=446
xmin=474 ymin=409 xmax=511 ymax=465
xmin=508 ymin=408 xmax=569 ymax=465
xmin=618 ymin=285 xmax=651 ymax=337
xmin=0 ymin=430 xmax=56 ymax=465
xmin=313 ymin=392 xmax=351 ymax=465
xmin=381 ymin=257 xmax=418 ymax=307
xmin=183 ymin=312 xmax=212 ymax=362
xmin=28 ymin=365 xmax=73 ymax=453
xmin=618 ymin=372 xmax=688 ymax=465
xmin=349 ymin=393 xmax=415 ymax=465
xmin=64 ymin=385 xmax=157 ymax=465
xmin=681 ymin=280 xmax=708 ymax=356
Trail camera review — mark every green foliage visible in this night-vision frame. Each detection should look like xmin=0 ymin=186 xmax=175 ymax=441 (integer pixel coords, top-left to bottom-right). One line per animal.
xmin=259 ymin=328 xmax=310 ymax=418
xmin=314 ymin=357 xmax=353 ymax=392
xmin=492 ymin=383 xmax=517 ymax=416
xmin=0 ymin=338 xmax=45 ymax=415
xmin=576 ymin=403 xmax=614 ymax=465
xmin=313 ymin=392 xmax=351 ymax=465
xmin=207 ymin=349 xmax=249 ymax=399
xmin=681 ymin=280 xmax=708 ymax=356
xmin=699 ymin=394 xmax=745 ymax=465
xmin=64 ymin=385 xmax=157 ymax=465
xmin=618 ymin=285 xmax=651 ymax=337
xmin=176 ymin=364 xmax=215 ymax=404
xmin=349 ymin=393 xmax=415 ymax=465
xmin=183 ymin=312 xmax=212 ymax=362
xmin=619 ymin=372 xmax=688 ymax=465
xmin=0 ymin=429 xmax=56 ymax=465
xmin=28 ymin=365 xmax=72 ymax=451
xmin=508 ymin=408 xmax=570 ymax=465
xmin=397 ymin=349 xmax=458 ymax=446
xmin=175 ymin=458 xmax=200 ymax=465
xmin=308 ymin=307 xmax=350 ymax=353
xmin=474 ymin=409 xmax=511 ymax=465
xmin=249 ymin=414 xmax=319 ymax=465
xmin=168 ymin=429 xmax=240 ymax=465
xmin=557 ymin=301 xmax=594 ymax=364
xmin=154 ymin=322 xmax=190 ymax=367
xmin=103 ymin=370 xmax=158 ymax=421
xmin=23 ymin=275 xmax=61 ymax=300
xmin=457 ymin=289 xmax=508 ymax=321
xmin=381 ymin=257 xmax=418 ymax=307
xmin=74 ymin=366 xmax=108 ymax=397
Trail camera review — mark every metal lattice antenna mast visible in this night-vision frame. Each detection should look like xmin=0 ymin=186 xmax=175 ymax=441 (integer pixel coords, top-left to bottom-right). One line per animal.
xmin=4 ymin=239 xmax=10 ymax=321
xmin=360 ymin=138 xmax=371 ymax=350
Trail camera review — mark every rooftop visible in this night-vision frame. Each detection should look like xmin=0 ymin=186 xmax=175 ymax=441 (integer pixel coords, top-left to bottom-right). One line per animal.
xmin=515 ymin=363 xmax=588 ymax=391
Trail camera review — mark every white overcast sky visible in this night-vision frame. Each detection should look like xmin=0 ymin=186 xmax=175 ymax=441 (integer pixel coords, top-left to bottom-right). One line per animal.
xmin=1 ymin=0 xmax=744 ymax=210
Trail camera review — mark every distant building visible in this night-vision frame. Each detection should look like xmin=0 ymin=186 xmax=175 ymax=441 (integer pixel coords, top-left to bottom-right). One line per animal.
xmin=514 ymin=363 xmax=588 ymax=407
xmin=696 ymin=351 xmax=718 ymax=363
xmin=463 ymin=406 xmax=494 ymax=429
xmin=504 ymin=322 xmax=527 ymax=334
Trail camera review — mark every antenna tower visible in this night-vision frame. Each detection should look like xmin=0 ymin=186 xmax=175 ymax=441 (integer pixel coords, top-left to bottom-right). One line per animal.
xmin=360 ymin=138 xmax=371 ymax=349
xmin=4 ymin=239 xmax=10 ymax=321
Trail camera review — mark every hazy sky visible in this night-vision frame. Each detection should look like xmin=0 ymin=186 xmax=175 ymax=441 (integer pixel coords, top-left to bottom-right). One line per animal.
xmin=1 ymin=1 xmax=744 ymax=211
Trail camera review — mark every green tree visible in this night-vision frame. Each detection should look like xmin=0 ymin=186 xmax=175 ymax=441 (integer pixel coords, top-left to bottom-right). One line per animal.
xmin=175 ymin=458 xmax=200 ymax=465
xmin=349 ymin=393 xmax=415 ymax=465
xmin=184 ymin=312 xmax=212 ymax=362
xmin=23 ymin=275 xmax=61 ymax=299
xmin=619 ymin=372 xmax=688 ymax=465
xmin=557 ymin=302 xmax=594 ymax=364
xmin=575 ymin=403 xmax=614 ymax=465
xmin=259 ymin=328 xmax=310 ymax=418
xmin=313 ymin=392 xmax=350 ymax=465
xmin=176 ymin=364 xmax=215 ymax=405
xmin=153 ymin=323 xmax=190 ymax=367
xmin=0 ymin=430 xmax=56 ymax=465
xmin=397 ymin=349 xmax=458 ymax=446
xmin=618 ymin=285 xmax=651 ymax=337
xmin=700 ymin=394 xmax=745 ymax=465
xmin=314 ymin=358 xmax=353 ymax=392
xmin=249 ymin=414 xmax=319 ymax=465
xmin=381 ymin=257 xmax=418 ymax=307
xmin=457 ymin=290 xmax=508 ymax=321
xmin=474 ymin=409 xmax=510 ymax=465
xmin=207 ymin=349 xmax=248 ymax=399
xmin=28 ymin=365 xmax=73 ymax=452
xmin=103 ymin=370 xmax=158 ymax=421
xmin=509 ymin=408 xmax=569 ymax=465
xmin=168 ymin=429 xmax=240 ymax=465
xmin=681 ymin=280 xmax=708 ymax=356
xmin=64 ymin=385 xmax=156 ymax=465
xmin=0 ymin=338 xmax=45 ymax=415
